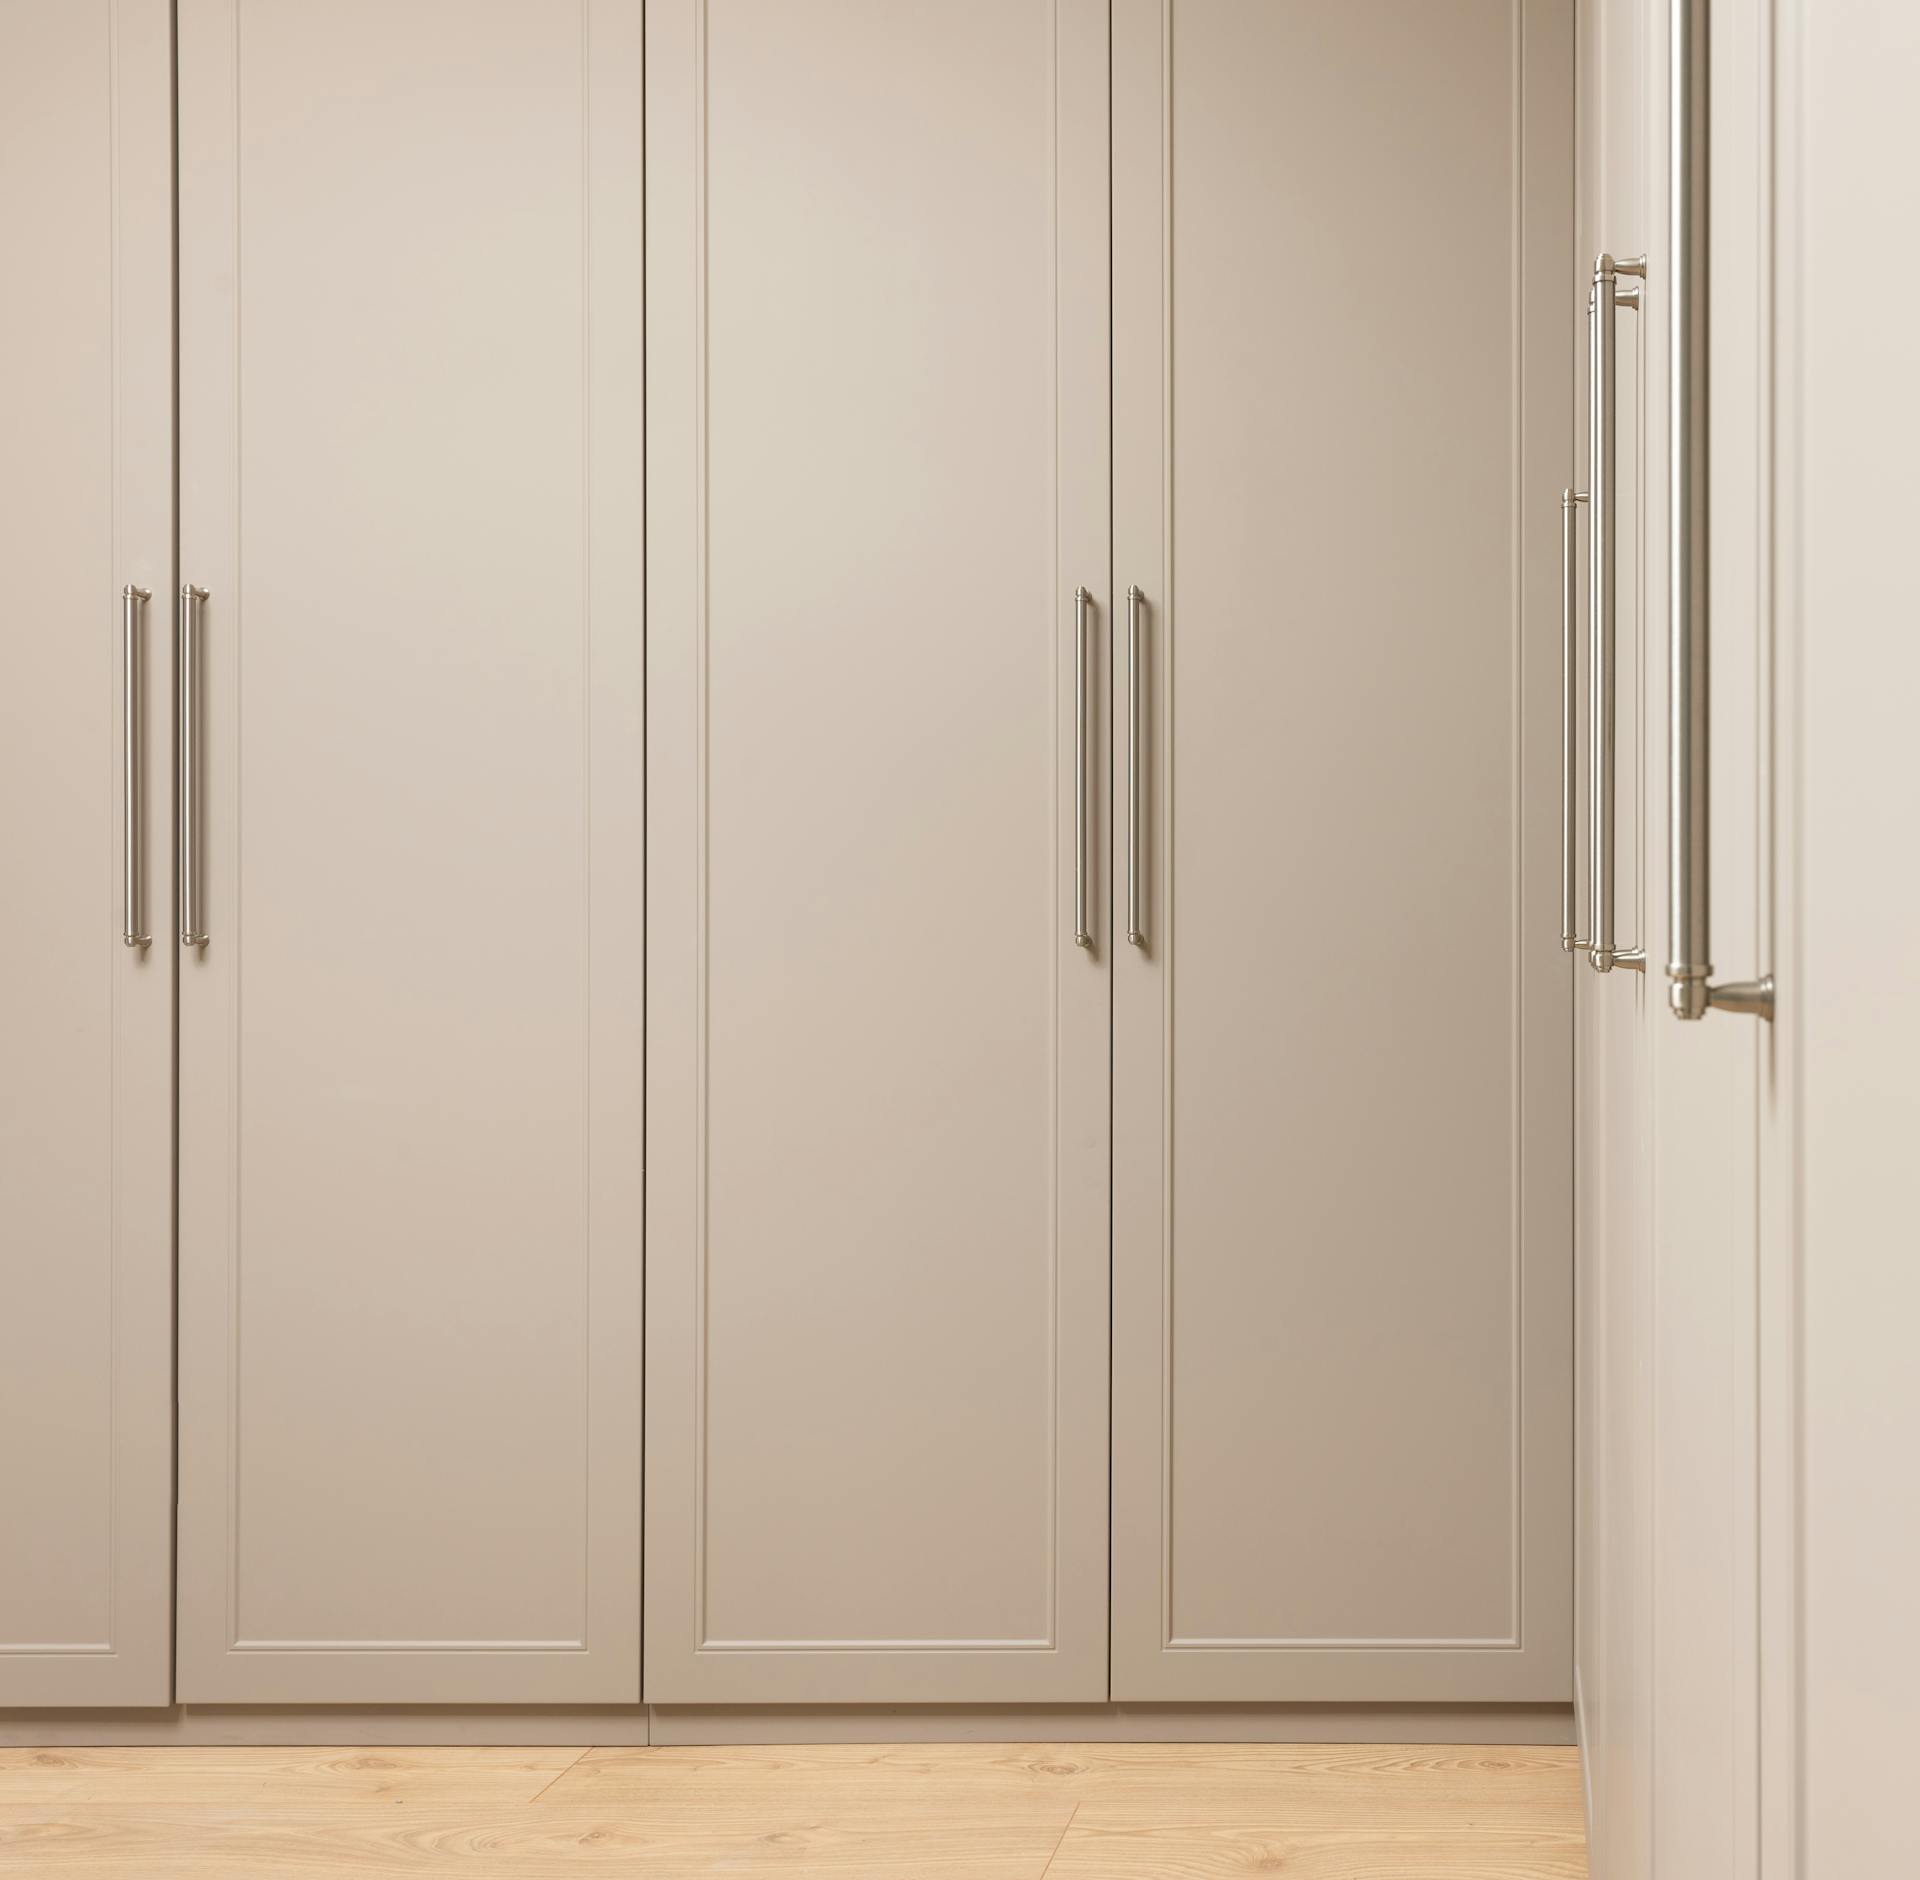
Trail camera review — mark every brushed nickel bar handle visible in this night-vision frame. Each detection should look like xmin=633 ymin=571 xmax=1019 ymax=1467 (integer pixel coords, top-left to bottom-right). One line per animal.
xmin=122 ymin=585 xmax=152 ymax=949
xmin=1588 ymin=252 xmax=1647 ymax=975
xmin=1667 ymin=0 xmax=1772 ymax=1021
xmin=1126 ymin=583 xmax=1145 ymax=948
xmin=1560 ymin=494 xmax=1588 ymax=953
xmin=179 ymin=584 xmax=209 ymax=950
xmin=1073 ymin=584 xmax=1093 ymax=950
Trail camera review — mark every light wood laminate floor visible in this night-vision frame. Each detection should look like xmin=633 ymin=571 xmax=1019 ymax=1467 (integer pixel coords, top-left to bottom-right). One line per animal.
xmin=0 ymin=1742 xmax=1588 ymax=1877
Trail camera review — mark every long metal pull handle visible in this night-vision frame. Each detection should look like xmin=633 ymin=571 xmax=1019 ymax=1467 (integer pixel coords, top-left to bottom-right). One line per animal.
xmin=1668 ymin=0 xmax=1772 ymax=1021
xmin=1560 ymin=495 xmax=1588 ymax=952
xmin=1073 ymin=585 xmax=1093 ymax=949
xmin=122 ymin=586 xmax=152 ymax=948
xmin=1126 ymin=584 xmax=1145 ymax=947
xmin=180 ymin=584 xmax=209 ymax=949
xmin=1588 ymin=251 xmax=1647 ymax=975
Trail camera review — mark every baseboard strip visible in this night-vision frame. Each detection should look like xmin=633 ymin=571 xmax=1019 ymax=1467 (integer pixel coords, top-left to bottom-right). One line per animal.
xmin=0 ymin=1701 xmax=1573 ymax=1748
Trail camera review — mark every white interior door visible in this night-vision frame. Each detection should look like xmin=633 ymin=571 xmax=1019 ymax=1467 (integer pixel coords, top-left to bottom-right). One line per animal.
xmin=644 ymin=0 xmax=1112 ymax=1705
xmin=1111 ymin=0 xmax=1576 ymax=1702
xmin=175 ymin=0 xmax=646 ymax=1703
xmin=0 ymin=0 xmax=174 ymax=1708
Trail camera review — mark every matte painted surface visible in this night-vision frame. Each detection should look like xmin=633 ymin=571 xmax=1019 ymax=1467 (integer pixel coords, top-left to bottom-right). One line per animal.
xmin=1796 ymin=2 xmax=1920 ymax=1872
xmin=1575 ymin=1 xmax=1655 ymax=1864
xmin=0 ymin=1701 xmax=1576 ymax=1748
xmin=1111 ymin=0 xmax=1575 ymax=1699
xmin=0 ymin=0 xmax=175 ymax=1707
xmin=645 ymin=0 xmax=1113 ymax=1701
xmin=1576 ymin=1 xmax=1781 ymax=1875
xmin=1646 ymin=5 xmax=1770 ymax=1876
xmin=174 ymin=0 xmax=645 ymax=1702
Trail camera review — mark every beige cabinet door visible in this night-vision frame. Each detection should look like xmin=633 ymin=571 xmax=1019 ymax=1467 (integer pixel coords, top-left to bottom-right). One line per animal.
xmin=0 ymin=0 xmax=174 ymax=1708
xmin=644 ymin=0 xmax=1112 ymax=1704
xmin=1111 ymin=0 xmax=1576 ymax=1702
xmin=174 ymin=0 xmax=645 ymax=1703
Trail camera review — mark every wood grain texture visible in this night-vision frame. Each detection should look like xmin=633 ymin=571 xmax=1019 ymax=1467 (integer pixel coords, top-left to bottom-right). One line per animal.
xmin=0 ymin=1742 xmax=1585 ymax=1876
xmin=0 ymin=1806 xmax=1072 ymax=1878
xmin=0 ymin=1746 xmax=589 ymax=1806
xmin=539 ymin=1742 xmax=1586 ymax=1825
xmin=1045 ymin=1821 xmax=1586 ymax=1879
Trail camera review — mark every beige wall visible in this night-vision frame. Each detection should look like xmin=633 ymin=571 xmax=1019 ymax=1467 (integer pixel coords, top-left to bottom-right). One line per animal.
xmin=1793 ymin=2 xmax=1920 ymax=1873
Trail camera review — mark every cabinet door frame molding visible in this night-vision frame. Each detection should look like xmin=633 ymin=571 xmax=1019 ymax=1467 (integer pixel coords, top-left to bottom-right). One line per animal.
xmin=171 ymin=0 xmax=646 ymax=1706
xmin=0 ymin=0 xmax=176 ymax=1711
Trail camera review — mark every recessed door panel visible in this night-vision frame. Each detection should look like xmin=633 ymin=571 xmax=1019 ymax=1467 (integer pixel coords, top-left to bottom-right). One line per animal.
xmin=175 ymin=0 xmax=645 ymax=1703
xmin=1112 ymin=0 xmax=1575 ymax=1700
xmin=644 ymin=0 xmax=1112 ymax=1704
xmin=0 ymin=0 xmax=174 ymax=1709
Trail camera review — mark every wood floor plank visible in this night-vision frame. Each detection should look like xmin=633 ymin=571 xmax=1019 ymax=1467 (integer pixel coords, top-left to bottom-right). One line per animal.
xmin=1043 ymin=1820 xmax=1589 ymax=1879
xmin=0 ymin=1742 xmax=1589 ymax=1876
xmin=0 ymin=1805 xmax=1069 ymax=1877
xmin=535 ymin=1742 xmax=1585 ymax=1828
xmin=0 ymin=1746 xmax=590 ymax=1808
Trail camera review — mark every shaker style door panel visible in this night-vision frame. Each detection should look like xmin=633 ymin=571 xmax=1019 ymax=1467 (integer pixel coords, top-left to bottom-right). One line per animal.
xmin=1110 ymin=0 xmax=1576 ymax=1701
xmin=0 ymin=0 xmax=175 ymax=1708
xmin=644 ymin=0 xmax=1112 ymax=1703
xmin=174 ymin=0 xmax=645 ymax=1703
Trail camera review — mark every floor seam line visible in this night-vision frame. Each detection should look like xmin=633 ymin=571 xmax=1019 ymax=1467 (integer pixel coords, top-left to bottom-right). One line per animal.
xmin=523 ymin=1745 xmax=594 ymax=1805
xmin=1038 ymin=1801 xmax=1081 ymax=1879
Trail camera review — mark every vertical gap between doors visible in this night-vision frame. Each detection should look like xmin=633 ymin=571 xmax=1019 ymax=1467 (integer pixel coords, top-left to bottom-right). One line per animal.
xmin=1104 ymin=1 xmax=1117 ymax=1707
xmin=167 ymin=0 xmax=182 ymax=1707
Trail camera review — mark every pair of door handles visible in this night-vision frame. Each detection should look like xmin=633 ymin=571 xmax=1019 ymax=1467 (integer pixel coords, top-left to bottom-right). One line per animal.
xmin=139 ymin=577 xmax=1144 ymax=965
xmin=121 ymin=583 xmax=208 ymax=954
xmin=1562 ymin=254 xmax=1647 ymax=979
xmin=1558 ymin=254 xmax=1772 ymax=1023
xmin=1072 ymin=583 xmax=1147 ymax=955
xmin=1560 ymin=0 xmax=1772 ymax=1024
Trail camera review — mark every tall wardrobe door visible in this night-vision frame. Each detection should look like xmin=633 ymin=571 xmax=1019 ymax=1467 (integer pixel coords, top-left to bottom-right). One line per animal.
xmin=175 ymin=0 xmax=645 ymax=1703
xmin=1111 ymin=0 xmax=1575 ymax=1701
xmin=645 ymin=0 xmax=1112 ymax=1703
xmin=1577 ymin=0 xmax=1656 ymax=1856
xmin=0 ymin=0 xmax=174 ymax=1709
